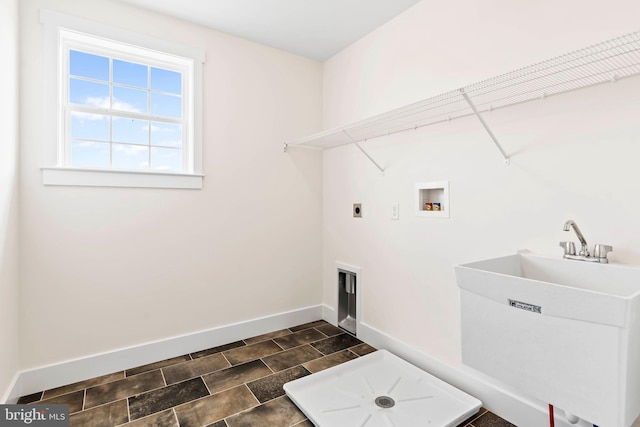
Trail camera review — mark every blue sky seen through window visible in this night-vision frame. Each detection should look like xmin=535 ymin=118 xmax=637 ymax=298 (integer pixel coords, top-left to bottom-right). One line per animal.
xmin=68 ymin=49 xmax=183 ymax=171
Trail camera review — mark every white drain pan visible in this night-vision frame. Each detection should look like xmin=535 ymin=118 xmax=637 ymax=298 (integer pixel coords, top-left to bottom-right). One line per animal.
xmin=284 ymin=350 xmax=481 ymax=427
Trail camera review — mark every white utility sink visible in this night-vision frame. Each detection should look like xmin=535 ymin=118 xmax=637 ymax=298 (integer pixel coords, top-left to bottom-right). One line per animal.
xmin=455 ymin=252 xmax=640 ymax=427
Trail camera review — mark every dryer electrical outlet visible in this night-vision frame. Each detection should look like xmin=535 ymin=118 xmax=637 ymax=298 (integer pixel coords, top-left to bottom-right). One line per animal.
xmin=353 ymin=203 xmax=362 ymax=218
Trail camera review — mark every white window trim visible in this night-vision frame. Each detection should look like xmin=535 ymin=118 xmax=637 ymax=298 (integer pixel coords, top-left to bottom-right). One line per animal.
xmin=40 ymin=9 xmax=205 ymax=189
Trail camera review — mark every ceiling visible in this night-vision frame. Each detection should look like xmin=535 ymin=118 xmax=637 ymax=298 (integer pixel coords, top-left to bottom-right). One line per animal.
xmin=119 ymin=0 xmax=422 ymax=61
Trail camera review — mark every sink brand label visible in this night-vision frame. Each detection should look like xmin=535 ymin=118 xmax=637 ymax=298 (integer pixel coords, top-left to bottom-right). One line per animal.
xmin=508 ymin=299 xmax=542 ymax=314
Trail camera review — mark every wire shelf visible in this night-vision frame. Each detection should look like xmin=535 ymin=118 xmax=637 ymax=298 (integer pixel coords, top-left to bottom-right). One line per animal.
xmin=286 ymin=31 xmax=640 ymax=151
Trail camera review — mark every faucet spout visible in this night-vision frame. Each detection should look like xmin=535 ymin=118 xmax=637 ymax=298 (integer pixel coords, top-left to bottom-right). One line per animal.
xmin=563 ymin=220 xmax=589 ymax=256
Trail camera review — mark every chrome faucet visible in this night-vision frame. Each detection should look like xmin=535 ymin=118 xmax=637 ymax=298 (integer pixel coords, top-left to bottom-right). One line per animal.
xmin=563 ymin=220 xmax=589 ymax=256
xmin=559 ymin=219 xmax=612 ymax=263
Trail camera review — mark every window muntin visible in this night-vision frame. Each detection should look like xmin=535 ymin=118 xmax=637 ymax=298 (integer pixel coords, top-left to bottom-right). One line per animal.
xmin=61 ymin=30 xmax=192 ymax=173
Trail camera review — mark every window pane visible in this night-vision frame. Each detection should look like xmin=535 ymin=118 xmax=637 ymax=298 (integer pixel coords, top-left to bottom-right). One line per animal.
xmin=113 ymin=117 xmax=149 ymax=145
xmin=69 ymin=79 xmax=109 ymax=107
xmin=113 ymin=59 xmax=148 ymax=89
xmin=69 ymin=50 xmax=109 ymax=81
xmin=151 ymin=122 xmax=182 ymax=148
xmin=151 ymin=67 xmax=181 ymax=94
xmin=71 ymin=112 xmax=110 ymax=141
xmin=112 ymin=144 xmax=149 ymax=170
xmin=71 ymin=140 xmax=110 ymax=168
xmin=151 ymin=147 xmax=182 ymax=171
xmin=150 ymin=93 xmax=181 ymax=119
xmin=113 ymin=86 xmax=148 ymax=113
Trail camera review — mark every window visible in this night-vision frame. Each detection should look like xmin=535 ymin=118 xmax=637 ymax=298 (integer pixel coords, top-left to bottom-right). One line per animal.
xmin=40 ymin=10 xmax=205 ymax=189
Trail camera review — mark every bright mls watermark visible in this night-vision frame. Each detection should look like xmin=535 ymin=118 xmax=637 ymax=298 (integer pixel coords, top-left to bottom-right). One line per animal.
xmin=0 ymin=405 xmax=69 ymax=426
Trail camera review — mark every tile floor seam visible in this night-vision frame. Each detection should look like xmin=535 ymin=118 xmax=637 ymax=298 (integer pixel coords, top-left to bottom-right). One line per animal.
xmin=273 ymin=339 xmax=286 ymax=351
xmin=171 ymin=408 xmax=178 ymax=426
xmin=220 ymin=351 xmax=232 ymax=367
xmin=160 ymin=367 xmax=167 ymax=386
xmin=128 ymin=356 xmax=192 ymax=378
xmin=244 ymin=333 xmax=274 ymax=346
xmin=85 ymin=370 xmax=169 ymax=410
xmin=460 ymin=408 xmax=487 ymax=426
xmin=242 ymin=383 xmax=262 ymax=409
xmin=466 ymin=408 xmax=487 ymax=423
xmin=125 ymin=397 xmax=130 ymax=425
xmin=244 ymin=329 xmax=293 ymax=346
xmin=131 ymin=381 xmax=209 ymax=422
xmin=215 ymin=385 xmax=263 ymax=426
xmin=42 ymin=372 xmax=126 ymax=400
xmin=201 ymin=375 xmax=212 ymax=395
xmin=241 ymin=376 xmax=284 ymax=412
xmin=112 ymin=406 xmax=155 ymax=426
xmin=72 ymin=396 xmax=127 ymax=414
xmin=243 ymin=380 xmax=263 ymax=406
xmin=221 ymin=339 xmax=284 ymax=366
xmin=290 ymin=322 xmax=327 ymax=333
xmin=269 ymin=342 xmax=337 ymax=369
xmin=119 ymin=379 xmax=201 ymax=412
xmin=161 ymin=357 xmax=194 ymax=373
xmin=317 ymin=329 xmax=330 ymax=338
xmin=120 ymin=397 xmax=131 ymax=425
xmin=200 ymin=360 xmax=273 ymax=396
xmin=273 ymin=331 xmax=330 ymax=352
xmin=261 ymin=358 xmax=276 ymax=375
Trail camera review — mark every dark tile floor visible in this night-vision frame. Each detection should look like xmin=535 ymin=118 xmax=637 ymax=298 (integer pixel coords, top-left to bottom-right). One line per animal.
xmin=18 ymin=320 xmax=515 ymax=427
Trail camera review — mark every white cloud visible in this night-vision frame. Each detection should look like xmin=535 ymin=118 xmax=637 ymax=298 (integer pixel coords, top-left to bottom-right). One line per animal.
xmin=73 ymin=141 xmax=108 ymax=149
xmin=72 ymin=111 xmax=108 ymax=122
xmin=150 ymin=124 xmax=178 ymax=132
xmin=112 ymin=144 xmax=147 ymax=154
xmin=83 ymin=95 xmax=141 ymax=113
xmin=85 ymin=96 xmax=110 ymax=109
xmin=113 ymin=98 xmax=141 ymax=113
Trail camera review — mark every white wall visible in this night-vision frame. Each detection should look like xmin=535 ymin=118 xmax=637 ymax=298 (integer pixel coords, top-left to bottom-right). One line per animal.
xmin=322 ymin=0 xmax=640 ymax=366
xmin=0 ymin=0 xmax=21 ymax=401
xmin=19 ymin=0 xmax=323 ymax=370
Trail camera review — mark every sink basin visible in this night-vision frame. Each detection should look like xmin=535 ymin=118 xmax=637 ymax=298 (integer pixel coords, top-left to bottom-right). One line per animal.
xmin=457 ymin=251 xmax=640 ymax=327
xmin=455 ymin=252 xmax=640 ymax=427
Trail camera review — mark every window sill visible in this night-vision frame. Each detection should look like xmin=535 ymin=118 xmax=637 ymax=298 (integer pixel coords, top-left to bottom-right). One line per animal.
xmin=41 ymin=167 xmax=203 ymax=189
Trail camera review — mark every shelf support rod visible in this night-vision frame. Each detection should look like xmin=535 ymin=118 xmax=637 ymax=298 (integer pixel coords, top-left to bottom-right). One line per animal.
xmin=460 ymin=89 xmax=510 ymax=165
xmin=283 ymin=143 xmax=323 ymax=152
xmin=342 ymin=130 xmax=385 ymax=174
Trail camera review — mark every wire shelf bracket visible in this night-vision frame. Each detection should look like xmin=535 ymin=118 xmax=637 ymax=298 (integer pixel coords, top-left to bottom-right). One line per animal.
xmin=344 ymin=131 xmax=385 ymax=174
xmin=284 ymin=133 xmax=385 ymax=174
xmin=284 ymin=31 xmax=640 ymax=168
xmin=460 ymin=89 xmax=510 ymax=165
xmin=283 ymin=142 xmax=321 ymax=153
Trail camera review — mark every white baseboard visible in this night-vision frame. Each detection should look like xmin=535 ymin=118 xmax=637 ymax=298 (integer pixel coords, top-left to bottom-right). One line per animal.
xmin=321 ymin=303 xmax=337 ymax=325
xmin=4 ymin=305 xmax=322 ymax=403
xmin=1 ymin=303 xmax=599 ymax=427
xmin=1 ymin=372 xmax=21 ymax=405
xmin=320 ymin=305 xmax=587 ymax=427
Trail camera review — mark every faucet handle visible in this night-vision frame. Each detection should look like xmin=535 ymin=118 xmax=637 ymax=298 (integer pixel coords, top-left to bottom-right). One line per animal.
xmin=559 ymin=241 xmax=576 ymax=256
xmin=593 ymin=244 xmax=613 ymax=259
